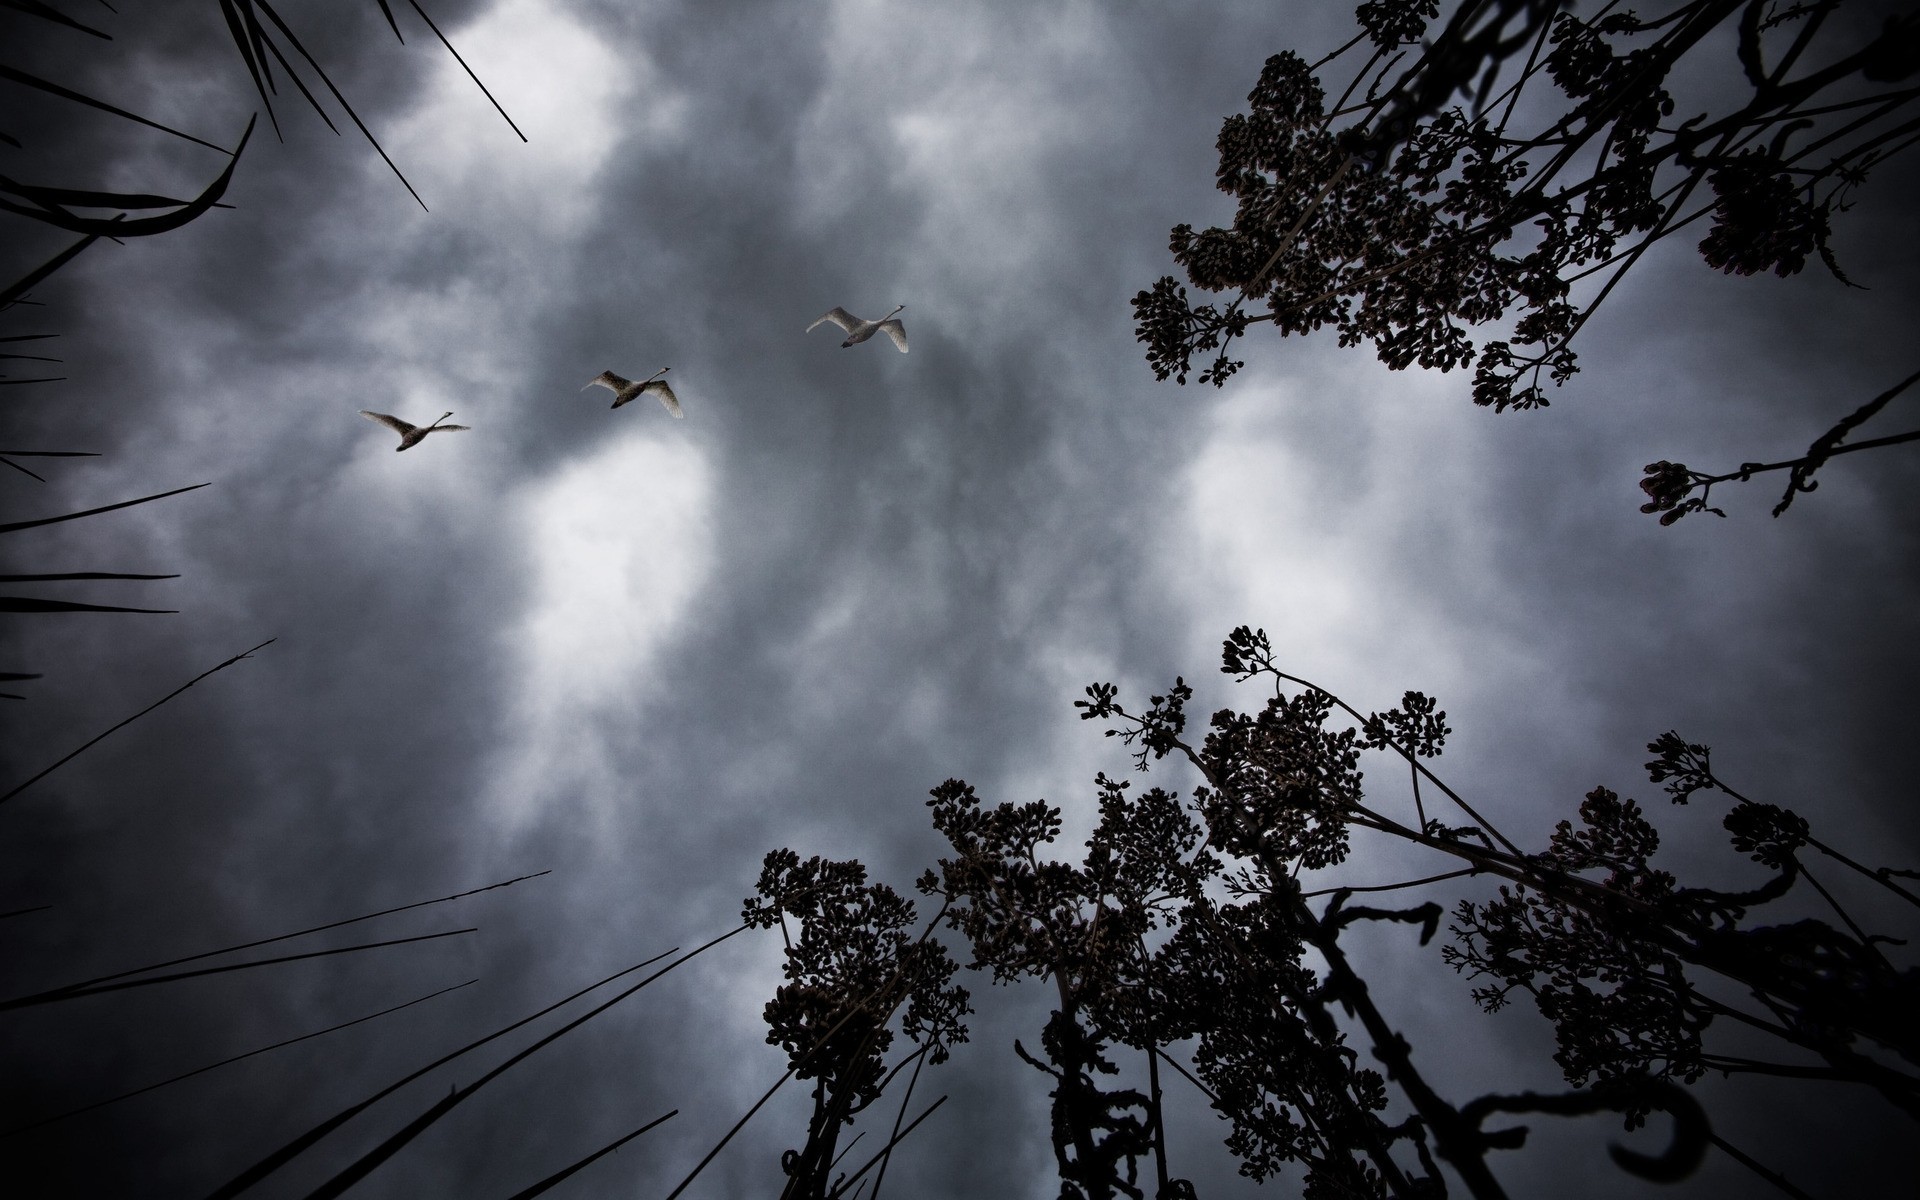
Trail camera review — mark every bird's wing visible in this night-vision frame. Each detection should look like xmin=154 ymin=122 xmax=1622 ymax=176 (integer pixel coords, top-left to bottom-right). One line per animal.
xmin=426 ymin=424 xmax=471 ymax=434
xmin=361 ymin=410 xmax=416 ymax=437
xmin=646 ymin=380 xmax=685 ymax=418
xmin=808 ymin=307 xmax=858 ymax=334
xmin=880 ymin=320 xmax=908 ymax=353
xmin=585 ymin=370 xmax=630 ymax=393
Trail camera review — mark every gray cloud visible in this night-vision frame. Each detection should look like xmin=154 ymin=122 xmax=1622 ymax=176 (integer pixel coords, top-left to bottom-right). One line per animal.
xmin=4 ymin=1 xmax=1915 ymax=1196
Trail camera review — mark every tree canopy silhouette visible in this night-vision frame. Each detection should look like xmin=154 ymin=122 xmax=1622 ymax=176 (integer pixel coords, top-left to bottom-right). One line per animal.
xmin=1132 ymin=0 xmax=1920 ymax=518
xmin=766 ymin=625 xmax=1915 ymax=1196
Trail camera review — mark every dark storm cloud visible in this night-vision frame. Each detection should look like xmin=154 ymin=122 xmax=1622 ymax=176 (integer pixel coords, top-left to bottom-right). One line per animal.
xmin=5 ymin=2 xmax=1915 ymax=1197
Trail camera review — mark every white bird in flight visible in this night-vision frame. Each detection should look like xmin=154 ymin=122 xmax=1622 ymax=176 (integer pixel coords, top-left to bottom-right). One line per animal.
xmin=584 ymin=368 xmax=683 ymax=417
xmin=808 ymin=305 xmax=908 ymax=353
xmin=360 ymin=410 xmax=470 ymax=451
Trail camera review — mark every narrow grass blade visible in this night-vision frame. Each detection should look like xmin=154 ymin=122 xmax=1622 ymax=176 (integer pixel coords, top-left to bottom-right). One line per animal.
xmin=0 ymin=481 xmax=209 ymax=534
xmin=251 ymin=0 xmax=427 ymax=209
xmin=0 ymin=903 xmax=52 ymax=920
xmin=0 ymin=597 xmax=176 ymax=613
xmin=0 ymin=116 xmax=254 ymax=237
xmin=828 ymin=1097 xmax=949 ymax=1200
xmin=0 ymin=636 xmax=270 ymax=807
xmin=2 ymin=0 xmax=113 ymax=39
xmin=0 ymin=572 xmax=178 ymax=581
xmin=0 ymin=181 xmax=207 ymax=210
xmin=297 ymin=935 xmax=743 ymax=1200
xmin=1 ymin=979 xmax=478 ymax=1138
xmin=200 ymin=931 xmax=740 ymax=1200
xmin=215 ymin=0 xmax=280 ymax=137
xmin=1 ymin=456 xmax=47 ymax=481
xmin=499 ymin=1110 xmax=678 ymax=1200
xmin=374 ymin=0 xmax=403 ymax=42
xmin=0 ymin=225 xmax=114 ymax=308
xmin=0 ymin=65 xmax=223 ymax=151
xmin=46 ymin=870 xmax=550 ymax=996
xmin=406 ymin=0 xmax=526 ymax=141
xmin=0 ymin=928 xmax=474 ymax=1010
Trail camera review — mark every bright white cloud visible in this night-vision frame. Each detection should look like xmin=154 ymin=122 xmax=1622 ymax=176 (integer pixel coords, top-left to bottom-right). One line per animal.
xmin=486 ymin=430 xmax=713 ymax=834
xmin=387 ymin=0 xmax=682 ymax=227
xmin=1159 ymin=365 xmax=1533 ymax=717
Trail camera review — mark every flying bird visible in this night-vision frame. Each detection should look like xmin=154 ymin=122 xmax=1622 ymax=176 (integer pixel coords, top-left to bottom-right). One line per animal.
xmin=584 ymin=368 xmax=683 ymax=417
xmin=808 ymin=305 xmax=908 ymax=353
xmin=360 ymin=410 xmax=470 ymax=451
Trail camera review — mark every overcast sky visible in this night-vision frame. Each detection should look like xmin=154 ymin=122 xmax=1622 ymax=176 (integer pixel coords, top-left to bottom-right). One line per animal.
xmin=4 ymin=2 xmax=1917 ymax=1197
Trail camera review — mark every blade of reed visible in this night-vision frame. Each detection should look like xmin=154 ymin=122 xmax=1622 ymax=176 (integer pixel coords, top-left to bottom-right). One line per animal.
xmin=0 ymin=377 xmax=65 ymax=386
xmin=2 ymin=0 xmax=113 ymax=39
xmin=0 ymin=635 xmax=268 ymax=808
xmin=0 ymin=572 xmax=178 ymax=580
xmin=297 ymin=932 xmax=746 ymax=1200
xmin=256 ymin=27 xmax=340 ymax=136
xmin=215 ymin=0 xmax=281 ymax=138
xmin=866 ymin=1044 xmax=928 ymax=1200
xmin=198 ymin=934 xmax=740 ymax=1200
xmin=250 ymin=0 xmax=427 ymax=209
xmin=0 ymin=448 xmax=95 ymax=452
xmin=0 ymin=333 xmax=61 ymax=341
xmin=405 ymin=0 xmax=526 ymax=141
xmin=0 ymin=928 xmax=474 ymax=1011
xmin=498 ymin=1110 xmax=680 ymax=1200
xmin=0 ymin=597 xmax=175 ymax=613
xmin=374 ymin=0 xmax=403 ymax=42
xmin=0 ymin=480 xmax=209 ymax=534
xmin=0 ymin=222 xmax=117 ymax=308
xmin=1 ymin=978 xmax=478 ymax=1137
xmin=46 ymin=869 xmax=550 ymax=996
xmin=0 ymin=181 xmax=205 ymax=209
xmin=0 ymin=115 xmax=254 ymax=237
xmin=1 ymin=457 xmax=47 ymax=481
xmin=827 ymin=1097 xmax=949 ymax=1200
xmin=0 ymin=903 xmax=52 ymax=919
xmin=0 ymin=65 xmax=224 ymax=150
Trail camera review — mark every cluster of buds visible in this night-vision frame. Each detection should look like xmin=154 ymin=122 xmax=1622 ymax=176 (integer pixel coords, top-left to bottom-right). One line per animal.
xmin=1638 ymin=460 xmax=1722 ymax=525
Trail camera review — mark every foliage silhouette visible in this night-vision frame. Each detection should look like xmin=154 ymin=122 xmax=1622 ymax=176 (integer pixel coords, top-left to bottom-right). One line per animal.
xmin=771 ymin=625 xmax=1911 ymax=1196
xmin=1133 ymin=0 xmax=1920 ymax=513
xmin=740 ymin=850 xmax=970 ymax=1200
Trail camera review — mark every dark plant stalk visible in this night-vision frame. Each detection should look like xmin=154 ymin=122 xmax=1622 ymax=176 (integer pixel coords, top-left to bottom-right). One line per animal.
xmin=0 ymin=636 xmax=269 ymax=807
xmin=1709 ymin=1132 xmax=1818 ymax=1200
xmin=1 ymin=978 xmax=478 ymax=1137
xmin=0 ymin=928 xmax=474 ymax=1011
xmin=498 ymin=1109 xmax=679 ymax=1200
xmin=0 ymin=480 xmax=210 ymax=534
xmin=297 ymin=934 xmax=740 ymax=1200
xmin=45 ymin=869 xmax=548 ymax=996
xmin=403 ymin=0 xmax=527 ymax=141
xmin=826 ymin=1097 xmax=949 ymax=1199
xmin=864 ymin=1043 xmax=926 ymax=1200
xmin=0 ymin=572 xmax=176 ymax=581
xmin=0 ymin=597 xmax=174 ymax=613
xmin=0 ymin=63 xmax=226 ymax=151
xmin=1302 ymin=867 xmax=1479 ymax=898
xmin=199 ymin=941 xmax=708 ymax=1200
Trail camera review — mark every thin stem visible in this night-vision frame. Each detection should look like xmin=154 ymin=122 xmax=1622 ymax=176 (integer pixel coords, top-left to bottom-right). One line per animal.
xmin=1301 ymin=868 xmax=1478 ymax=899
xmin=0 ymin=636 xmax=269 ymax=808
xmin=2 ymin=979 xmax=478 ymax=1137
